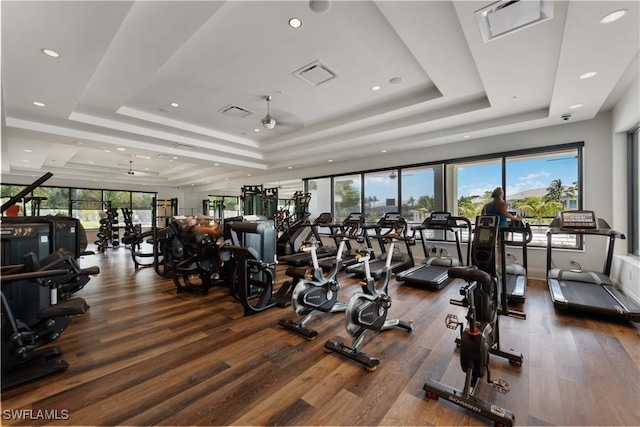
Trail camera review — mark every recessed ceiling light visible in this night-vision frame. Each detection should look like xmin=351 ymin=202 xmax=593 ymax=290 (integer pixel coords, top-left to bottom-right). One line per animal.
xmin=601 ymin=9 xmax=627 ymax=23
xmin=371 ymin=85 xmax=381 ymax=91
xmin=289 ymin=17 xmax=302 ymax=28
xmin=117 ymin=147 xmax=126 ymax=151
xmin=569 ymin=104 xmax=583 ymax=109
xmin=463 ymin=135 xmax=470 ymax=138
xmin=225 ymin=177 xmax=229 ymax=181
xmin=32 ymin=101 xmax=45 ymax=107
xmin=170 ymin=102 xmax=179 ymax=107
xmin=88 ymin=161 xmax=94 ymax=164
xmin=247 ymin=173 xmax=252 ymax=177
xmin=381 ymin=149 xmax=387 ymax=153
xmin=41 ymin=48 xmax=60 ymax=58
xmin=23 ymin=149 xmax=32 ymax=153
xmin=172 ymin=156 xmax=178 ymax=160
xmin=579 ymin=71 xmax=597 ymax=79
xmin=328 ymin=159 xmax=333 ymax=163
xmin=104 ymin=149 xmax=111 ymax=153
xmin=214 ymin=163 xmax=219 ymax=166
xmin=254 ymin=128 xmax=260 ymax=132
xmin=288 ymin=166 xmax=293 ymax=170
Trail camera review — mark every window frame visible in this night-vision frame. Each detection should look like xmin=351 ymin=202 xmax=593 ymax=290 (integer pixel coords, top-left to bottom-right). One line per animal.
xmin=304 ymin=142 xmax=584 ymax=250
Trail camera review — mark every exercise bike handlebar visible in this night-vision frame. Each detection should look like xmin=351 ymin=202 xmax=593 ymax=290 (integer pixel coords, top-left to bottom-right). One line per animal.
xmin=448 ymin=266 xmax=492 ymax=287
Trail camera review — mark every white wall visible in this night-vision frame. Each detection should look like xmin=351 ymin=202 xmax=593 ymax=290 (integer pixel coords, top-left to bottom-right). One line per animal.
xmin=610 ymin=73 xmax=640 ymax=302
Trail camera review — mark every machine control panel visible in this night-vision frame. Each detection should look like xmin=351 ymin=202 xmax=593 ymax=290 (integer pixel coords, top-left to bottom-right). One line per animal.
xmin=560 ymin=210 xmax=598 ymax=231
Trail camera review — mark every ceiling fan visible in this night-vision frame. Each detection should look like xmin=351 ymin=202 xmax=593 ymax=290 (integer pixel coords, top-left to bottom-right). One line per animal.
xmin=261 ymin=95 xmax=276 ymax=130
xmin=126 ymin=160 xmax=136 ymax=176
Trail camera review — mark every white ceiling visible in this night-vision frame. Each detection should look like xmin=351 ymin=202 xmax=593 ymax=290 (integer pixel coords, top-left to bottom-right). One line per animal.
xmin=1 ymin=0 xmax=638 ymax=194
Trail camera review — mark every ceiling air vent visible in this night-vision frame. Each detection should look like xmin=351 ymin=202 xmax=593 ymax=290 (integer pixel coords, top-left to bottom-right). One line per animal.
xmin=293 ymin=60 xmax=339 ymax=87
xmin=475 ymin=0 xmax=554 ymax=43
xmin=219 ymin=104 xmax=253 ymax=118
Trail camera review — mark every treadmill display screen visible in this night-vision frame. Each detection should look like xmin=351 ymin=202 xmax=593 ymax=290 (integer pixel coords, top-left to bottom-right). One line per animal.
xmin=385 ymin=213 xmax=401 ymax=221
xmin=561 ymin=210 xmax=597 ymax=230
xmin=430 ymin=212 xmax=450 ymax=224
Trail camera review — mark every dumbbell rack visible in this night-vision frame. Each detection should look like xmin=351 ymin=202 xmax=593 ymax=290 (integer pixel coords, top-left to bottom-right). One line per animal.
xmin=95 ymin=205 xmax=120 ymax=251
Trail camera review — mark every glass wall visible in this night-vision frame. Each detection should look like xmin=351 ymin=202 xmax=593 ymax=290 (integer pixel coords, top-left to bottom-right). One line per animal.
xmin=401 ymin=166 xmax=437 ymax=224
xmin=132 ymin=192 xmax=155 ymax=228
xmin=1 ymin=184 xmax=156 ymax=230
xmin=333 ymin=174 xmax=362 ymax=223
xmin=72 ymin=189 xmax=106 ymax=229
xmin=305 ymin=143 xmax=582 ymax=249
xmin=207 ymin=195 xmax=240 ymax=219
xmin=449 ymin=158 xmax=501 ymax=220
xmin=307 ymin=178 xmax=331 ymax=221
xmin=363 ymin=170 xmax=398 ymax=223
xmin=506 ymin=150 xmax=579 ymax=247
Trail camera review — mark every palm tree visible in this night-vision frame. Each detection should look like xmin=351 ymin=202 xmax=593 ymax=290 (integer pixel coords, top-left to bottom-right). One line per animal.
xmin=516 ymin=196 xmax=563 ymax=224
xmin=545 ymin=179 xmax=564 ymax=203
xmin=458 ymin=195 xmax=482 ymax=220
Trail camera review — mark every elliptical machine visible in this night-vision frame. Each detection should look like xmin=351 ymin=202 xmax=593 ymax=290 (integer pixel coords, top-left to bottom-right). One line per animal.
xmin=324 ymin=223 xmax=413 ymax=371
xmin=423 ymin=215 xmax=523 ymax=427
xmin=278 ymin=227 xmax=353 ymax=339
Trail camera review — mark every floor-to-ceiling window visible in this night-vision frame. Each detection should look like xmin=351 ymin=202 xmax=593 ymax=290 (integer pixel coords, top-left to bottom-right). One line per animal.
xmin=401 ymin=166 xmax=437 ymax=225
xmin=363 ymin=170 xmax=398 ymax=223
xmin=306 ymin=178 xmax=331 ymax=221
xmin=506 ymin=149 xmax=579 ymax=247
xmin=305 ymin=143 xmax=582 ymax=249
xmin=333 ymin=174 xmax=361 ymax=223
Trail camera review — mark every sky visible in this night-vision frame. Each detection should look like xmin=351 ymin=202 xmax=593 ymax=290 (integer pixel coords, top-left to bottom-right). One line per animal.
xmin=459 ymin=156 xmax=578 ymax=198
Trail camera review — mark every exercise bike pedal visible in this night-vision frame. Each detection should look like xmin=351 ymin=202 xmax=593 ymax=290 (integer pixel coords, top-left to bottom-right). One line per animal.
xmin=445 ymin=313 xmax=461 ymax=330
xmin=491 ymin=377 xmax=510 ymax=394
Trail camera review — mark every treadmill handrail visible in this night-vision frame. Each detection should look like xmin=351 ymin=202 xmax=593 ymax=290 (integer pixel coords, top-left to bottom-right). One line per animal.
xmin=412 ymin=216 xmax=471 ymax=266
xmin=546 ymin=218 xmax=624 ymax=276
xmin=500 ymin=223 xmax=534 ymax=245
xmin=546 ymin=226 xmax=625 ymax=239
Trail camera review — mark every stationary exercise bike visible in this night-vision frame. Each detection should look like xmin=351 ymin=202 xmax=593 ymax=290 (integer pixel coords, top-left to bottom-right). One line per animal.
xmin=278 ymin=224 xmax=356 ymax=339
xmin=423 ymin=215 xmax=523 ymax=427
xmin=324 ymin=224 xmax=413 ymax=371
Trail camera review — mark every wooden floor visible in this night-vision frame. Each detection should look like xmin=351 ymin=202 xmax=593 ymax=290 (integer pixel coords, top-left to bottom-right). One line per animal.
xmin=2 ymin=246 xmax=639 ymax=426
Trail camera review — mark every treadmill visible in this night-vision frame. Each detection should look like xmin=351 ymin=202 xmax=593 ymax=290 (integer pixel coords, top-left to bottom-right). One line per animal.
xmin=395 ymin=212 xmax=471 ymax=289
xmin=345 ymin=212 xmax=414 ymax=279
xmin=318 ymin=212 xmax=368 ymax=272
xmin=499 ymin=222 xmax=532 ymax=304
xmin=278 ymin=212 xmax=338 ymax=266
xmin=546 ymin=210 xmax=640 ymax=322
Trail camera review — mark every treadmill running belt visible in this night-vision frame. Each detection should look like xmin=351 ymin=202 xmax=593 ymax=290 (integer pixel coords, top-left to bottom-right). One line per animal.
xmin=558 ymin=280 xmax=624 ymax=311
xmin=402 ymin=265 xmax=449 ymax=287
